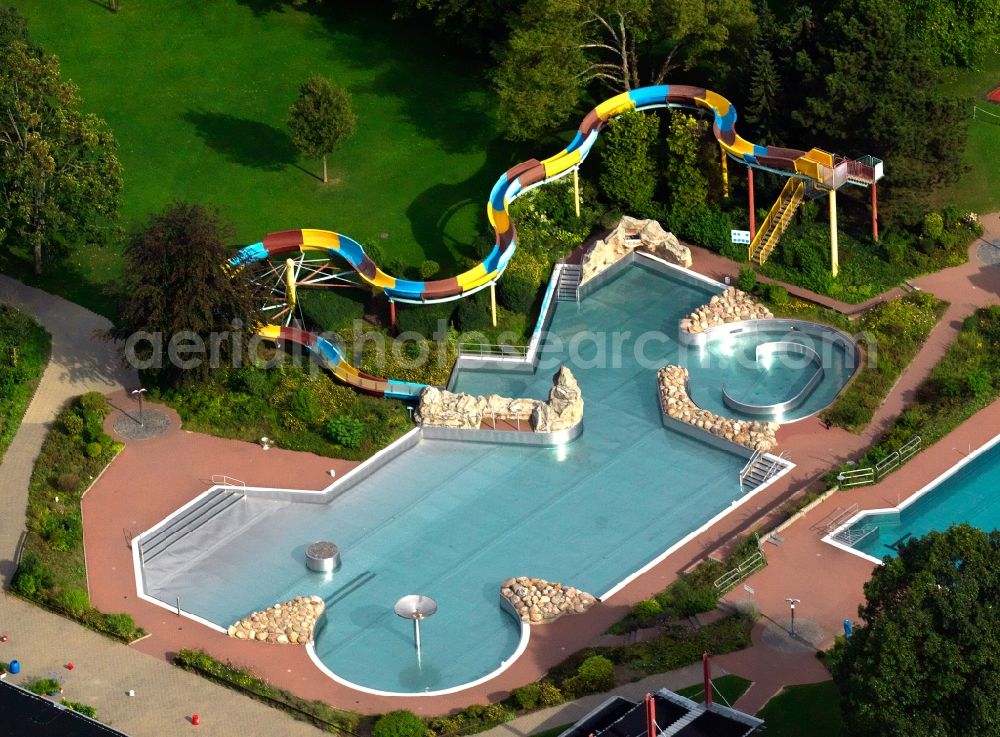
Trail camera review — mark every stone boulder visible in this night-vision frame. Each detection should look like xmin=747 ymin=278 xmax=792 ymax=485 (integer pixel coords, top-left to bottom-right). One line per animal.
xmin=532 ymin=367 xmax=584 ymax=432
xmin=581 ymin=216 xmax=692 ymax=283
xmin=500 ymin=576 xmax=597 ymax=624
xmin=680 ymin=287 xmax=773 ymax=334
xmin=227 ymin=595 xmax=324 ymax=645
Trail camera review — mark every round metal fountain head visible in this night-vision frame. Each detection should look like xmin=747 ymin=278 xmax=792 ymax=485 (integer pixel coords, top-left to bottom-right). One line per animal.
xmin=394 ymin=594 xmax=438 ymax=620
xmin=305 ymin=541 xmax=340 ymax=573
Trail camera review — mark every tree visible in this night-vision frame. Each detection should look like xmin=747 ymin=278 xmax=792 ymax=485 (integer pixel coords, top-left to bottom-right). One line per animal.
xmin=494 ymin=0 xmax=756 ymax=140
xmin=829 ymin=524 xmax=1000 ymax=737
xmin=286 ymin=77 xmax=356 ymax=184
xmin=391 ymin=0 xmax=519 ymax=52
xmin=599 ymin=108 xmax=659 ymax=214
xmin=663 ymin=112 xmax=708 ymax=214
xmin=0 ymin=39 xmax=122 ymax=274
xmin=111 ymin=204 xmax=265 ymax=388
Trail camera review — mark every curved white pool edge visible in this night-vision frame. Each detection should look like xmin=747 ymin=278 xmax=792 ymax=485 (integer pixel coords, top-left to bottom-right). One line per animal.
xmin=600 ymin=452 xmax=795 ymax=600
xmin=822 ymin=431 xmax=1000 ymax=565
xmin=304 ymin=620 xmax=531 ymax=697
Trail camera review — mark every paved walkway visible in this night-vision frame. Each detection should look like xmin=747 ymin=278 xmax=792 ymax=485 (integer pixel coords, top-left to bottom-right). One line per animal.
xmin=0 ymin=276 xmax=344 ymax=736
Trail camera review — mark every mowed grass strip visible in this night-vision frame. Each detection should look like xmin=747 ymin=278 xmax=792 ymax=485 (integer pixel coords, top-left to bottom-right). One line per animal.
xmin=8 ymin=0 xmax=520 ymax=300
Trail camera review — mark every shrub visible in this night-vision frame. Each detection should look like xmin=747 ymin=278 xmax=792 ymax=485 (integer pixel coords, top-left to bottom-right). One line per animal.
xmin=574 ymin=654 xmax=615 ymax=693
xmin=291 ymin=386 xmax=320 ymax=424
xmin=62 ymin=413 xmax=83 ymax=437
xmin=763 ymin=284 xmax=789 ymax=306
xmin=671 ymin=577 xmax=720 ymax=617
xmin=454 ymin=293 xmax=493 ymax=332
xmin=483 ymin=703 xmax=514 ymax=724
xmin=12 ymin=552 xmax=52 ymax=598
xmin=511 ymin=684 xmax=542 ymax=710
xmin=25 ymin=678 xmax=61 ymax=696
xmin=373 ymin=710 xmax=427 ymax=737
xmin=97 ymin=612 xmax=139 ymax=640
xmin=61 ymin=700 xmax=97 ymax=718
xmin=497 ymin=274 xmax=538 ymax=314
xmin=419 ymin=260 xmax=440 ymax=279
xmin=56 ymin=472 xmax=81 ymax=493
xmin=85 ymin=441 xmax=103 ymax=458
xmin=632 ymin=598 xmax=663 ymax=626
xmin=325 ymin=415 xmax=364 ymax=448
xmin=922 ymin=211 xmax=944 ymax=240
xmin=738 ymin=268 xmax=757 ymax=293
xmin=79 ymin=391 xmax=109 ymax=414
xmin=42 ymin=512 xmax=83 ymax=552
xmin=397 ymin=302 xmax=454 ymax=339
xmin=60 ymin=588 xmax=90 ymax=616
xmin=537 ymin=680 xmax=564 ymax=706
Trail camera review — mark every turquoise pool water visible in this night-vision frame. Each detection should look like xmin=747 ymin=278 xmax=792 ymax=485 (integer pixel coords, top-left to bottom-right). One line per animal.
xmin=142 ymin=263 xmax=855 ymax=694
xmin=844 ymin=440 xmax=1000 ymax=560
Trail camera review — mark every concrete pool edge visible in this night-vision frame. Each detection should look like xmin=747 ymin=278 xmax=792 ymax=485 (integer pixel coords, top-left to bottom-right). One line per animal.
xmin=822 ymin=431 xmax=1000 ymax=565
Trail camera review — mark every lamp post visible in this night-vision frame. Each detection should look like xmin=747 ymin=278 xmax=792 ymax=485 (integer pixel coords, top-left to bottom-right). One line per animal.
xmin=131 ymin=388 xmax=147 ymax=427
xmin=786 ymin=597 xmax=801 ymax=635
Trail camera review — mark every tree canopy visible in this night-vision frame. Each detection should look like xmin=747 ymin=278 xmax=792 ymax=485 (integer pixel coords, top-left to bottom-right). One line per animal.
xmin=0 ymin=24 xmax=122 ymax=274
xmin=286 ymin=76 xmax=357 ymax=184
xmin=829 ymin=524 xmax=1000 ymax=737
xmin=494 ymin=0 xmax=755 ymax=140
xmin=599 ymin=108 xmax=660 ymax=214
xmin=112 ymin=203 xmax=265 ymax=388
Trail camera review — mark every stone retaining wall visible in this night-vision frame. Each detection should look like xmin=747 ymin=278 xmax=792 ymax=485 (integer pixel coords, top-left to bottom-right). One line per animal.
xmin=415 ymin=367 xmax=583 ymax=432
xmin=227 ymin=595 xmax=324 ymax=645
xmin=657 ymin=365 xmax=778 ymax=452
xmin=581 ymin=216 xmax=692 ymax=283
xmin=680 ymin=287 xmax=772 ymax=334
xmin=500 ymin=576 xmax=597 ymax=624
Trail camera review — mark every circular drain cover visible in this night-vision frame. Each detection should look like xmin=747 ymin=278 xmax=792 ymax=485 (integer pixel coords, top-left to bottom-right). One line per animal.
xmin=977 ymin=241 xmax=1000 ymax=266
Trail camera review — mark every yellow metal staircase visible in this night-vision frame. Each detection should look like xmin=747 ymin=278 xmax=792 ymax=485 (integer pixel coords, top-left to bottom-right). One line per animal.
xmin=748 ymin=178 xmax=805 ymax=266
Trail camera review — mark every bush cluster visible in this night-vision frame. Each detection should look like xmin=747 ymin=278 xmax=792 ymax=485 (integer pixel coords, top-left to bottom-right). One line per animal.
xmin=0 ymin=304 xmax=51 ymax=464
xmin=821 ymin=292 xmax=946 ymax=431
xmin=174 ymin=649 xmax=360 ymax=733
xmin=154 ymin=362 xmax=413 ymax=462
xmin=832 ymin=305 xmax=1000 ymax=483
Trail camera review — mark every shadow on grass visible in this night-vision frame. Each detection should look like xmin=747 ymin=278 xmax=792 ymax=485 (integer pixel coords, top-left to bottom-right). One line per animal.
xmin=183 ymin=111 xmax=298 ymax=171
xmin=404 ymin=139 xmax=520 ymax=263
xmin=233 ymin=0 xmax=292 ymax=16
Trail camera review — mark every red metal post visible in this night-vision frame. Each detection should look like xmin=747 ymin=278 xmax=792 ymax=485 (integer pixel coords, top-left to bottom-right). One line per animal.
xmin=871 ymin=182 xmax=879 ymax=242
xmin=703 ymin=652 xmax=713 ymax=706
xmin=748 ymin=167 xmax=756 ymax=240
xmin=389 ymin=300 xmax=397 ymax=332
xmin=645 ymin=693 xmax=656 ymax=737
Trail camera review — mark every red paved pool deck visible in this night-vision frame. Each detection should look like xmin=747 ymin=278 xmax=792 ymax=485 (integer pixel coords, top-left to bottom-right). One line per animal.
xmin=81 ymin=215 xmax=1000 ymax=716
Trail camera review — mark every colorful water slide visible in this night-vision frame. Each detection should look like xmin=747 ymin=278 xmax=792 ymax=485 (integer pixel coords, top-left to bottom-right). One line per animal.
xmin=231 ymin=84 xmax=867 ymax=398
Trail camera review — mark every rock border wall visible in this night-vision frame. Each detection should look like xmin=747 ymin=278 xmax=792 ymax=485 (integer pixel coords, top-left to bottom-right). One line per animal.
xmin=415 ymin=367 xmax=583 ymax=433
xmin=228 ymin=595 xmax=324 ymax=645
xmin=500 ymin=577 xmax=597 ymax=624
xmin=680 ymin=287 xmax=772 ymax=334
xmin=657 ymin=365 xmax=778 ymax=452
xmin=581 ymin=216 xmax=692 ymax=283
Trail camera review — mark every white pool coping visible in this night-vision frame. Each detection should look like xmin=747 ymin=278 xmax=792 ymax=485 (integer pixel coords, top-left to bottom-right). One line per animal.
xmin=822 ymin=432 xmax=1000 ymax=565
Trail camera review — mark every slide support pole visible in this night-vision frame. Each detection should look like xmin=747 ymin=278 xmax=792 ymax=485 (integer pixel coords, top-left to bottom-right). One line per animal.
xmin=573 ymin=168 xmax=581 ymax=218
xmin=490 ymin=283 xmax=497 ymax=328
xmin=720 ymin=146 xmax=729 ymax=198
xmin=871 ymin=182 xmax=879 ymax=242
xmin=389 ymin=300 xmax=397 ymax=332
xmin=748 ymin=168 xmax=756 ymax=240
xmin=829 ymin=189 xmax=839 ymax=278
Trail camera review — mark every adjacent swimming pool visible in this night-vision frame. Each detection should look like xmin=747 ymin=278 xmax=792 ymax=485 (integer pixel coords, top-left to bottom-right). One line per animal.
xmin=827 ymin=436 xmax=1000 ymax=563
xmin=138 ymin=261 xmax=856 ymax=695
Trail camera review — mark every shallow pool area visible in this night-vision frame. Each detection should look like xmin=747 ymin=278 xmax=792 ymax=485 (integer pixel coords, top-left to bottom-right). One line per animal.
xmin=138 ymin=261 xmax=857 ymax=694
xmin=830 ymin=437 xmax=1000 ymax=562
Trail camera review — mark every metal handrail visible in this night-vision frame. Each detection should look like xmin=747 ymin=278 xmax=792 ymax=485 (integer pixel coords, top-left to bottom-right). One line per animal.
xmin=738 ymin=449 xmax=762 ymax=485
xmin=457 ymin=343 xmax=530 ymax=358
xmin=211 ymin=474 xmax=245 ymax=488
xmin=837 ymin=467 xmax=875 ymax=487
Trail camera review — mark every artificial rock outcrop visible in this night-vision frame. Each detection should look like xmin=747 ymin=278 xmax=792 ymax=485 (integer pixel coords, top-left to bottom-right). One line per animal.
xmin=657 ymin=365 xmax=778 ymax=452
xmin=580 ymin=216 xmax=692 ymax=283
xmin=500 ymin=576 xmax=597 ymax=624
xmin=680 ymin=287 xmax=773 ymax=334
xmin=227 ymin=595 xmax=324 ymax=645
xmin=415 ymin=367 xmax=583 ymax=433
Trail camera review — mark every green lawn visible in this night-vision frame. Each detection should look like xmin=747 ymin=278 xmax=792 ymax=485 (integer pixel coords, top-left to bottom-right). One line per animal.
xmin=0 ymin=304 xmax=51 ymax=464
xmin=8 ymin=0 xmax=519 ymax=312
xmin=935 ymin=52 xmax=1000 ymax=213
xmin=675 ymin=674 xmax=752 ymax=706
xmin=756 ymin=681 xmax=844 ymax=737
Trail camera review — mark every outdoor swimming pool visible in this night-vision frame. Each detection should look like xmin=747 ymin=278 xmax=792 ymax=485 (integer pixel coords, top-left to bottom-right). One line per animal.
xmin=138 ymin=262 xmax=857 ymax=694
xmin=830 ymin=436 xmax=1000 ymax=562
